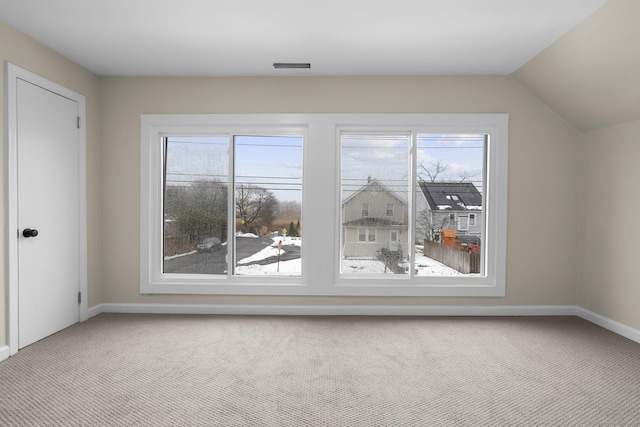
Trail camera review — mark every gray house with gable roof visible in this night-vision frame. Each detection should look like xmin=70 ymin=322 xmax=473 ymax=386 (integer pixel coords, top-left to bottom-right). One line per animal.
xmin=342 ymin=179 xmax=408 ymax=258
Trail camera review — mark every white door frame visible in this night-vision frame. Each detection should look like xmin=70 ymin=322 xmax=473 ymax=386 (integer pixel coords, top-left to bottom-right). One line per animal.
xmin=5 ymin=62 xmax=88 ymax=356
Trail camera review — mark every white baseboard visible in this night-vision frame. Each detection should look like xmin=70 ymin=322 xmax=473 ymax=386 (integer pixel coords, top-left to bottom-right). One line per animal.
xmin=87 ymin=304 xmax=103 ymax=318
xmin=575 ymin=307 xmax=640 ymax=344
xmin=97 ymin=303 xmax=575 ymax=317
xmin=0 ymin=345 xmax=10 ymax=362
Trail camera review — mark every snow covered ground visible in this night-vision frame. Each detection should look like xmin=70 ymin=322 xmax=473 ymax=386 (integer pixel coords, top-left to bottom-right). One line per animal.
xmin=411 ymin=250 xmax=463 ymax=276
xmin=167 ymin=236 xmax=461 ymax=276
xmin=236 ymin=239 xmax=460 ymax=276
xmin=342 ymin=249 xmax=461 ymax=276
xmin=235 ymin=259 xmax=300 ymax=276
xmin=237 ymin=235 xmax=301 ymax=264
xmin=235 ymin=235 xmax=302 ymax=276
xmin=164 ymin=250 xmax=197 ymax=261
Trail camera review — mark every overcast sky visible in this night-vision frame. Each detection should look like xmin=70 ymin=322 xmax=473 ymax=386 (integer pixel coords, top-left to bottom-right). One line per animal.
xmin=341 ymin=133 xmax=486 ymax=200
xmin=164 ymin=133 xmax=485 ymax=204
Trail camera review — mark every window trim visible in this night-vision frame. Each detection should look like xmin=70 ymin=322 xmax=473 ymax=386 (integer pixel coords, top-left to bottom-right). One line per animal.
xmin=141 ymin=115 xmax=309 ymax=294
xmin=141 ymin=114 xmax=507 ymax=297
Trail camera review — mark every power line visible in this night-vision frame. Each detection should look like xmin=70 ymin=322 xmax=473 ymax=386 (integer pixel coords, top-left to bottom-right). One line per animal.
xmin=166 ymin=172 xmax=302 ymax=180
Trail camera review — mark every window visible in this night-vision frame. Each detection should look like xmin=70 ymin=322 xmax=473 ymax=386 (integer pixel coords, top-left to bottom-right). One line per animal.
xmin=234 ymin=135 xmax=303 ymax=277
xmin=163 ymin=136 xmax=228 ymax=275
xmin=162 ymin=134 xmax=303 ymax=278
xmin=341 ymin=134 xmax=410 ymax=275
xmin=340 ymin=131 xmax=490 ymax=279
xmin=357 ymin=228 xmax=376 ymax=242
xmin=386 ymin=203 xmax=394 ymax=217
xmin=368 ymin=228 xmax=376 ymax=242
xmin=142 ymin=114 xmax=507 ymax=296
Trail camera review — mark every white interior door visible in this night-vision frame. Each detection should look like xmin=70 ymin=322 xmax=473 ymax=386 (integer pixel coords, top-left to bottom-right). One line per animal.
xmin=17 ymin=78 xmax=81 ymax=348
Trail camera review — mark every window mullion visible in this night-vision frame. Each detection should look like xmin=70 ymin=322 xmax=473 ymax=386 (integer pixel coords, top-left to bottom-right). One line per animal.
xmin=409 ymin=131 xmax=417 ymax=278
xmin=227 ymin=134 xmax=235 ymax=278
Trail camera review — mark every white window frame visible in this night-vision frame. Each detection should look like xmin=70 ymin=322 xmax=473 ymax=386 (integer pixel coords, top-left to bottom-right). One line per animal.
xmin=469 ymin=213 xmax=476 ymax=227
xmin=361 ymin=203 xmax=369 ymax=217
xmin=141 ymin=114 xmax=507 ymax=296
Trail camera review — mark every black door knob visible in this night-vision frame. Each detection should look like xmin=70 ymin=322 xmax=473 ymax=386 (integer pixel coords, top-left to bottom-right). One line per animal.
xmin=22 ymin=228 xmax=39 ymax=238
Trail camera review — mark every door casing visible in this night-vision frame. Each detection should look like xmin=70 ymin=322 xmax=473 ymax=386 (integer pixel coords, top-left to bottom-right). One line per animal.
xmin=5 ymin=62 xmax=88 ymax=356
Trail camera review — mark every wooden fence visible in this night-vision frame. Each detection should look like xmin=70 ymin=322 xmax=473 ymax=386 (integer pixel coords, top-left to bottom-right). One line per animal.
xmin=423 ymin=240 xmax=480 ymax=274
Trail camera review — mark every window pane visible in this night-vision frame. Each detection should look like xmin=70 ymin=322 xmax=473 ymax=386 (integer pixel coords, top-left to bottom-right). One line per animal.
xmin=163 ymin=136 xmax=229 ymax=275
xmin=341 ymin=134 xmax=410 ymax=275
xmin=234 ymin=135 xmax=303 ymax=276
xmin=415 ymin=134 xmax=485 ymax=276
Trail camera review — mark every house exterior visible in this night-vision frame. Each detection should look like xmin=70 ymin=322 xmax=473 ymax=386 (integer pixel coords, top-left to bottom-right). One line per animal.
xmin=342 ymin=179 xmax=407 ymax=259
xmin=416 ymin=181 xmax=482 ymax=245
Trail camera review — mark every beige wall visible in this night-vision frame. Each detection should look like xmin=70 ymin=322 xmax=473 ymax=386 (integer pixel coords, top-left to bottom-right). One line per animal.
xmin=100 ymin=75 xmax=580 ymax=307
xmin=510 ymin=0 xmax=640 ymax=332
xmin=578 ymin=119 xmax=640 ymax=330
xmin=0 ymin=22 xmax=102 ymax=347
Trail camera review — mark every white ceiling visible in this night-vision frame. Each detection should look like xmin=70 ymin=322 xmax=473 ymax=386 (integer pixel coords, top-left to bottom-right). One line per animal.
xmin=0 ymin=0 xmax=608 ymax=77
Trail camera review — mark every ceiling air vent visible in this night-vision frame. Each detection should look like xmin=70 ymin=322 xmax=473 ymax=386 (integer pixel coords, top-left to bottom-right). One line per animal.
xmin=273 ymin=63 xmax=311 ymax=69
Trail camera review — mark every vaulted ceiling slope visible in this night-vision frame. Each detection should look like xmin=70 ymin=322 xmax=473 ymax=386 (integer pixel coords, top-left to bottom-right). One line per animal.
xmin=511 ymin=0 xmax=640 ymax=132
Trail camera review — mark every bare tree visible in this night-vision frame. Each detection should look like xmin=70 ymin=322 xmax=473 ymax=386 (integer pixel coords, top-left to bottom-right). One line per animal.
xmin=165 ymin=179 xmax=228 ymax=218
xmin=417 ymin=208 xmax=450 ymax=242
xmin=236 ymin=184 xmax=279 ymax=231
xmin=277 ymin=200 xmax=301 ymax=220
xmin=165 ymin=180 xmax=229 ymax=244
xmin=419 ymin=160 xmax=448 ymax=182
xmin=457 ymin=170 xmax=477 ymax=183
xmin=189 ymin=180 xmax=228 ymax=215
xmin=419 ymin=161 xmax=478 ymax=184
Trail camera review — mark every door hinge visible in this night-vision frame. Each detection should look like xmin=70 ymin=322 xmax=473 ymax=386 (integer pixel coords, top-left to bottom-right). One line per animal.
xmin=77 ymin=116 xmax=81 ymax=129
xmin=78 ymin=291 xmax=82 ymax=304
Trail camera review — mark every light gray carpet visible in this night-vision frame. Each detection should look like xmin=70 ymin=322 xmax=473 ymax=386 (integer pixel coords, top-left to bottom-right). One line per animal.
xmin=1 ymin=314 xmax=639 ymax=426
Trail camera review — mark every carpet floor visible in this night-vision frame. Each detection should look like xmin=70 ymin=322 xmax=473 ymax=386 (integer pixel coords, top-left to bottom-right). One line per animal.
xmin=1 ymin=314 xmax=639 ymax=426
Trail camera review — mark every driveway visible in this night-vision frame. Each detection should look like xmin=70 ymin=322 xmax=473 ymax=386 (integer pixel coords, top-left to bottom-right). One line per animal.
xmin=164 ymin=235 xmax=300 ymax=274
